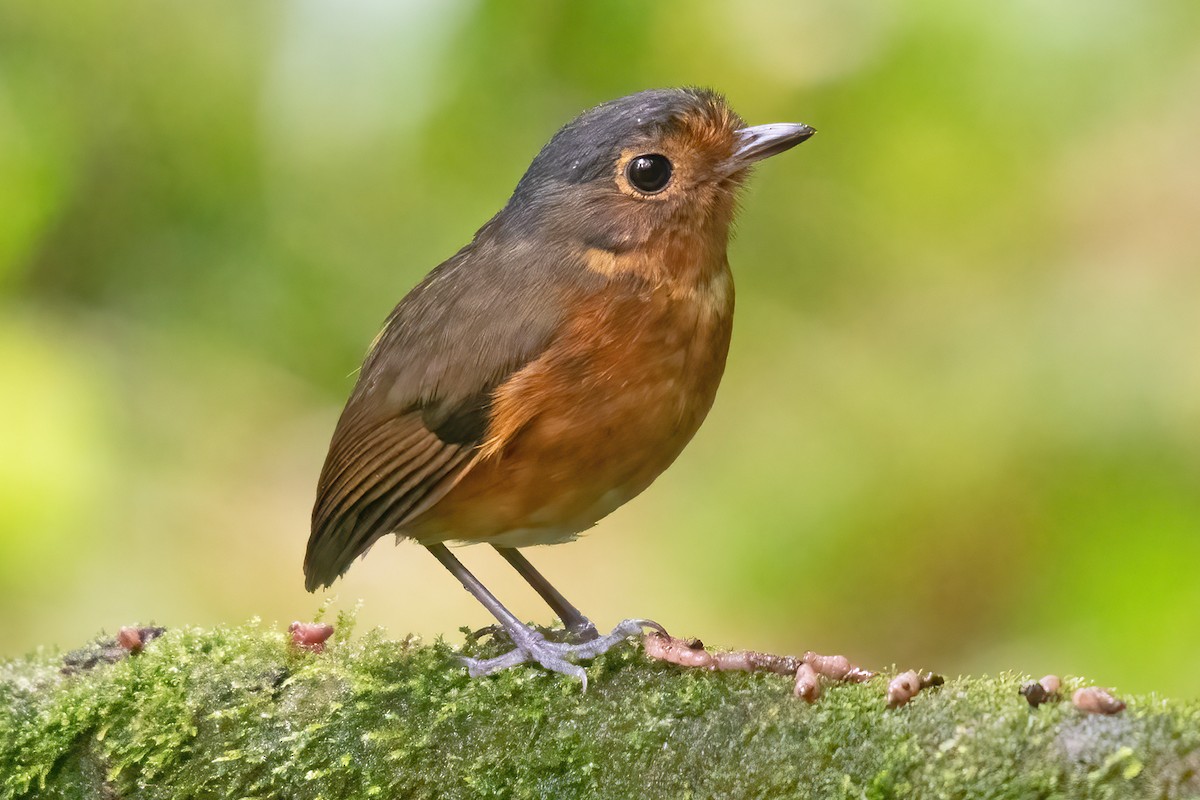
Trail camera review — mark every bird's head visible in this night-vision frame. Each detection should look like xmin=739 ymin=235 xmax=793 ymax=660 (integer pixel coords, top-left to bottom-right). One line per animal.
xmin=499 ymin=87 xmax=814 ymax=255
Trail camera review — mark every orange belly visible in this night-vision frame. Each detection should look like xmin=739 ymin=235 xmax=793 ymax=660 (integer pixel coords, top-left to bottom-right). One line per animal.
xmin=403 ymin=267 xmax=734 ymax=546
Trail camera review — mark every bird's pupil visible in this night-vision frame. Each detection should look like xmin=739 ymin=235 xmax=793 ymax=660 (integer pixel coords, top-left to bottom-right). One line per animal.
xmin=627 ymin=154 xmax=672 ymax=194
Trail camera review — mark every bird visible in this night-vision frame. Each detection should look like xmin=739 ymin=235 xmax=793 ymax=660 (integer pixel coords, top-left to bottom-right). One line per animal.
xmin=304 ymin=87 xmax=813 ymax=683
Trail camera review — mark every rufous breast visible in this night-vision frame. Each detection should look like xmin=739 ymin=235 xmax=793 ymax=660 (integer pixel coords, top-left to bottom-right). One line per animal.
xmin=404 ymin=243 xmax=735 ymax=547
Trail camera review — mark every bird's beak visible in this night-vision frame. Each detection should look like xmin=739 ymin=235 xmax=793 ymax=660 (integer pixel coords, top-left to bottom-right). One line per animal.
xmin=727 ymin=123 xmax=815 ymax=170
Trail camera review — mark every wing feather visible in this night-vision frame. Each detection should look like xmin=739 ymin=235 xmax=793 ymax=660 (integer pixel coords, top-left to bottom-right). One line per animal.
xmin=305 ymin=415 xmax=474 ymax=590
xmin=314 ymin=420 xmax=435 ymax=527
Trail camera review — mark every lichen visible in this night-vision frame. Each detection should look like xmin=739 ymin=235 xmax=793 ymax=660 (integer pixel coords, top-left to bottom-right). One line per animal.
xmin=2 ymin=620 xmax=1198 ymax=799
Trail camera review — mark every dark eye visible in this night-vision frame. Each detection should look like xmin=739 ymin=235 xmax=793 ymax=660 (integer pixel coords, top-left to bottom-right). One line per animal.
xmin=625 ymin=154 xmax=672 ymax=194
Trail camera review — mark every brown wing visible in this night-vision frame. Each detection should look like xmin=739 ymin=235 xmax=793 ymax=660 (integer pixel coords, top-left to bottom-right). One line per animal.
xmin=304 ymin=409 xmax=478 ymax=590
xmin=304 ymin=227 xmax=606 ymax=590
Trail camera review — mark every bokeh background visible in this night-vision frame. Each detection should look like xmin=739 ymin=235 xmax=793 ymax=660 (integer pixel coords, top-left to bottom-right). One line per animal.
xmin=2 ymin=1 xmax=1198 ymax=696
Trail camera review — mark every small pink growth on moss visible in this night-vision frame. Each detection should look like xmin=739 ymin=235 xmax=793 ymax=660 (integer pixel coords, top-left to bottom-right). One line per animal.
xmin=1073 ymin=686 xmax=1126 ymax=715
xmin=642 ymin=631 xmax=717 ymax=668
xmin=887 ymin=670 xmax=922 ymax=708
xmin=887 ymin=670 xmax=943 ymax=708
xmin=803 ymin=651 xmax=875 ymax=683
xmin=793 ymin=662 xmax=821 ymax=703
xmin=289 ymin=621 xmax=335 ymax=653
xmin=117 ymin=627 xmax=145 ymax=653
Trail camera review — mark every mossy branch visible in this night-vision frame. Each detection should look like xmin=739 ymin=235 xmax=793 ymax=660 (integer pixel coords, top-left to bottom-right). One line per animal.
xmin=2 ymin=620 xmax=1198 ymax=799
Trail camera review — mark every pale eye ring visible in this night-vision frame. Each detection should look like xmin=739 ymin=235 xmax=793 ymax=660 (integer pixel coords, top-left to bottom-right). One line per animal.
xmin=625 ymin=154 xmax=672 ymax=194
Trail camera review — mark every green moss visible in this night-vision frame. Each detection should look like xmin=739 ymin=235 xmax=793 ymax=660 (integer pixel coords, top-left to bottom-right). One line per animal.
xmin=2 ymin=621 xmax=1198 ymax=799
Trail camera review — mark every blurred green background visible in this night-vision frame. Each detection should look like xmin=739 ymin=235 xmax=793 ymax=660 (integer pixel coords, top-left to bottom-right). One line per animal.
xmin=2 ymin=0 xmax=1198 ymax=696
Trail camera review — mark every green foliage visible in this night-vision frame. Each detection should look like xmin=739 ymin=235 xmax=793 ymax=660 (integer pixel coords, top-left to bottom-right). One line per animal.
xmin=2 ymin=624 xmax=1198 ymax=800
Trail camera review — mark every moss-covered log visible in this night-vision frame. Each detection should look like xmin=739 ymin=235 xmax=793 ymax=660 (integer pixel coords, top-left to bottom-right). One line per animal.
xmin=2 ymin=620 xmax=1198 ymax=799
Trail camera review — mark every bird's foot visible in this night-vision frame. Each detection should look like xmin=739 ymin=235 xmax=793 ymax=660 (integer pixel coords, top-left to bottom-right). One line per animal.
xmin=461 ymin=618 xmax=665 ymax=688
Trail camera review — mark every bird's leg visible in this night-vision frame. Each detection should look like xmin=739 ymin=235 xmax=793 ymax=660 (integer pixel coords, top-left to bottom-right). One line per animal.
xmin=427 ymin=543 xmax=663 ymax=686
xmin=493 ymin=546 xmax=599 ymax=642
